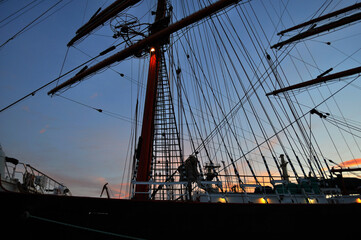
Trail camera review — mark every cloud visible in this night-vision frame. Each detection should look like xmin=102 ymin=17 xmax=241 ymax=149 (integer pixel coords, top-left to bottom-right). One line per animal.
xmin=95 ymin=177 xmax=107 ymax=184
xmin=94 ymin=177 xmax=131 ymax=199
xmin=340 ymin=158 xmax=361 ymax=168
xmin=47 ymin=171 xmax=131 ymax=198
xmin=90 ymin=92 xmax=99 ymax=99
xmin=45 ymin=172 xmax=109 ymax=197
xmin=22 ymin=105 xmax=30 ymax=112
xmin=110 ymin=183 xmax=131 ymax=199
xmin=39 ymin=125 xmax=49 ymax=134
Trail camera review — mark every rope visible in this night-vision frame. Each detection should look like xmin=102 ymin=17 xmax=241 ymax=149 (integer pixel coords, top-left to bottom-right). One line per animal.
xmin=56 ymin=47 xmax=70 ymax=87
xmin=54 ymin=94 xmax=138 ymax=124
xmin=28 ymin=213 xmax=146 ymax=240
xmin=220 ymin=74 xmax=361 ymax=173
xmin=0 ymin=0 xmax=63 ymax=49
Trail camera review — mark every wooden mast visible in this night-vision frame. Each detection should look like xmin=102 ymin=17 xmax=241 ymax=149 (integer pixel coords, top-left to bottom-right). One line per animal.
xmin=266 ymin=65 xmax=361 ymax=96
xmin=67 ymin=0 xmax=142 ymax=47
xmin=133 ymin=0 xmax=166 ymax=200
xmin=272 ymin=3 xmax=361 ymax=49
xmin=47 ymin=0 xmax=240 ymax=96
xmin=277 ymin=2 xmax=361 ymax=36
xmin=267 ymin=3 xmax=361 ymax=95
xmin=46 ymin=0 xmax=241 ymax=200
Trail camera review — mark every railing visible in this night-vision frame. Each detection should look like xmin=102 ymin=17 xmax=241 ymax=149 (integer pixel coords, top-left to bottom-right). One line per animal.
xmin=131 ymin=180 xmax=223 ymax=200
xmin=4 ymin=161 xmax=71 ymax=196
xmin=217 ymin=174 xmax=286 ymax=193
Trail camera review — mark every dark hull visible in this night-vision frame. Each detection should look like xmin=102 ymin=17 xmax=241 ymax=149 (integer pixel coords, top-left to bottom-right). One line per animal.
xmin=2 ymin=191 xmax=360 ymax=239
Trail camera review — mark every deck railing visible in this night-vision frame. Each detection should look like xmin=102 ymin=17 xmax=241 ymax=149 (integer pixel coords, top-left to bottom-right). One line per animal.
xmin=4 ymin=161 xmax=71 ymax=196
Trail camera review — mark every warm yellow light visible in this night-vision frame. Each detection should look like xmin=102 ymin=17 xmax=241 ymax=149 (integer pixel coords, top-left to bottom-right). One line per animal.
xmin=218 ymin=197 xmax=226 ymax=203
xmin=356 ymin=198 xmax=361 ymax=204
xmin=258 ymin=197 xmax=268 ymax=204
xmin=308 ymin=198 xmax=317 ymax=204
xmin=150 ymin=47 xmax=156 ymax=53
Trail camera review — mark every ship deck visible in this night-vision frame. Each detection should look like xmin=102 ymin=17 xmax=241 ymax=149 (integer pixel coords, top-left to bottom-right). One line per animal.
xmin=2 ymin=191 xmax=360 ymax=239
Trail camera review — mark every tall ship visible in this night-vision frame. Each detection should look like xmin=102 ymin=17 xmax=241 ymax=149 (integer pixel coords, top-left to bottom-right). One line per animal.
xmin=1 ymin=0 xmax=361 ymax=238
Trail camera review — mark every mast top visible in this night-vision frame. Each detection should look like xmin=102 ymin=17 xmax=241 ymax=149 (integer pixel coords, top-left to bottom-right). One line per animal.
xmin=67 ymin=0 xmax=142 ymax=47
xmin=48 ymin=0 xmax=240 ymax=96
xmin=277 ymin=2 xmax=361 ymax=36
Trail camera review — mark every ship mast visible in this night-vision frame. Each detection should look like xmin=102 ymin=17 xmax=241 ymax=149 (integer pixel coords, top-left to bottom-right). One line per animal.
xmin=271 ymin=3 xmax=361 ymax=49
xmin=47 ymin=0 xmax=241 ymax=200
xmin=268 ymin=2 xmax=361 ymax=95
xmin=277 ymin=2 xmax=361 ymax=36
xmin=47 ymin=0 xmax=240 ymax=95
xmin=266 ymin=66 xmax=361 ymax=96
xmin=67 ymin=0 xmax=142 ymax=47
xmin=133 ymin=0 xmax=168 ymax=200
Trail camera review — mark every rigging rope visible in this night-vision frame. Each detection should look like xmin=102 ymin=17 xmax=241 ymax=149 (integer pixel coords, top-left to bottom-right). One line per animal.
xmin=0 ymin=0 xmax=63 ymax=49
xmin=0 ymin=0 xmax=43 ymax=29
xmin=56 ymin=47 xmax=70 ymax=87
xmin=0 ymin=0 xmax=38 ymax=25
xmin=54 ymin=94 xmax=138 ymax=124
xmin=220 ymin=74 xmax=361 ymax=174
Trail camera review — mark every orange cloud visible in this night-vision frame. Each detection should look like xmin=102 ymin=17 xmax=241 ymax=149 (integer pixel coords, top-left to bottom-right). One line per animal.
xmin=108 ymin=182 xmax=131 ymax=199
xmin=340 ymin=158 xmax=361 ymax=168
xmin=113 ymin=186 xmax=131 ymax=199
xmin=95 ymin=177 xmax=107 ymax=184
xmin=39 ymin=125 xmax=49 ymax=134
xmin=94 ymin=177 xmax=131 ymax=199
xmin=90 ymin=92 xmax=99 ymax=99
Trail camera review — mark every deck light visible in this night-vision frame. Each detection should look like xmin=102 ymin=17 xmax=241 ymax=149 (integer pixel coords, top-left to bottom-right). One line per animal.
xmin=307 ymin=198 xmax=317 ymax=204
xmin=259 ymin=197 xmax=269 ymax=204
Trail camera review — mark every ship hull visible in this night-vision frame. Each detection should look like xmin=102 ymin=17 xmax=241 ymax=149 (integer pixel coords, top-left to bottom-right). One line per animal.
xmin=1 ymin=191 xmax=360 ymax=239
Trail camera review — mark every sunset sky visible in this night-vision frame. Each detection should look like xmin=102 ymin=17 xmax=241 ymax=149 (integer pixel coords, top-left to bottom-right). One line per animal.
xmin=1 ymin=0 xmax=361 ymax=197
